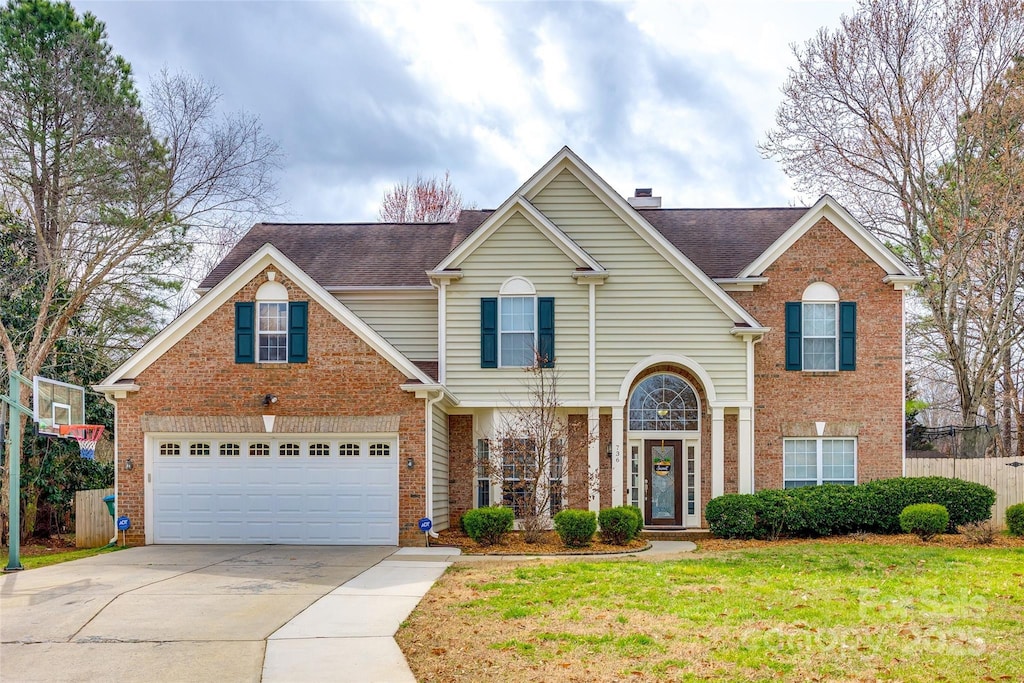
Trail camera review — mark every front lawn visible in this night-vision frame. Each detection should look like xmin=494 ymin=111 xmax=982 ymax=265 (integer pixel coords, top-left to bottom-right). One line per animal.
xmin=397 ymin=542 xmax=1024 ymax=681
xmin=1 ymin=543 xmax=124 ymax=570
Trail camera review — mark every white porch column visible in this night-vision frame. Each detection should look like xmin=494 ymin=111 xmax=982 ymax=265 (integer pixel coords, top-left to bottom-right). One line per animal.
xmin=611 ymin=406 xmax=624 ymax=506
xmin=587 ymin=407 xmax=600 ymax=513
xmin=711 ymin=407 xmax=725 ymax=498
xmin=738 ymin=406 xmax=753 ymax=494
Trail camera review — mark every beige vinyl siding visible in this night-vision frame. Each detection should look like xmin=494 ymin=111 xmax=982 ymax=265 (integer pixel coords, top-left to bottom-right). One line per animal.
xmin=336 ymin=291 xmax=437 ymax=361
xmin=431 ymin=403 xmax=449 ymax=531
xmin=445 ymin=211 xmax=590 ymax=403
xmin=531 ymin=169 xmax=749 ymax=403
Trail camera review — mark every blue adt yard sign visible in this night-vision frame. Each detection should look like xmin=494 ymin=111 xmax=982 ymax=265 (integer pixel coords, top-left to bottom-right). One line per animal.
xmin=116 ymin=516 xmax=131 ymax=531
xmin=417 ymin=517 xmax=432 ymax=532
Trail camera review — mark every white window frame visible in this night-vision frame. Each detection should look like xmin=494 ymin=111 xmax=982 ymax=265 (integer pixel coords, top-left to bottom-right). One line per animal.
xmin=783 ymin=437 xmax=857 ymax=488
xmin=475 ymin=439 xmax=492 ymax=508
xmin=257 ymin=301 xmax=288 ymax=363
xmin=801 ymin=282 xmax=839 ymax=372
xmin=498 ymin=277 xmax=537 ymax=368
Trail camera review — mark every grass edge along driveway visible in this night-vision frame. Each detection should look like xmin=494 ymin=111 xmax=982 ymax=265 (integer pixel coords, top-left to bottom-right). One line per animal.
xmin=397 ymin=543 xmax=1024 ymax=682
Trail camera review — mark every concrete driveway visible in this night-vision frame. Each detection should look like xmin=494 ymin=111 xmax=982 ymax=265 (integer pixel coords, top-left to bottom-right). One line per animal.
xmin=0 ymin=545 xmax=401 ymax=682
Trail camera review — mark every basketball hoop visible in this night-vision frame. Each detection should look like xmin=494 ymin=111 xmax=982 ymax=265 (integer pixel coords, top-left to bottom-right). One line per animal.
xmin=59 ymin=424 xmax=105 ymax=460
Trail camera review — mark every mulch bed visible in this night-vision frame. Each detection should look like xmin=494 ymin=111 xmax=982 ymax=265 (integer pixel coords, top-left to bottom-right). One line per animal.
xmin=432 ymin=529 xmax=649 ymax=555
xmin=2 ymin=536 xmax=77 ymax=557
xmin=432 ymin=528 xmax=1024 ymax=556
xmin=692 ymin=531 xmax=1024 ymax=552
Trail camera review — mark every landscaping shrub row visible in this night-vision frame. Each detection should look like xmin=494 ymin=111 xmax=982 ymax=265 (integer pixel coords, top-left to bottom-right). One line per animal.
xmin=704 ymin=477 xmax=996 ymax=540
xmin=462 ymin=505 xmax=644 ymax=547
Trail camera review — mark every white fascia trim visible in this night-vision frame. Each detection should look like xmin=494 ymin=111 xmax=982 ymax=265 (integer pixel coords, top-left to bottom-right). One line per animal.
xmin=517 ymin=147 xmax=762 ymax=328
xmin=434 ymin=193 xmax=605 ymax=272
xmin=882 ymin=275 xmax=924 ymax=291
xmin=730 ymin=326 xmax=770 ymax=337
xmin=91 ymin=383 xmax=140 ymax=398
xmin=426 ymin=270 xmax=464 ymax=284
xmin=100 ymin=243 xmax=434 ymax=387
xmin=739 ymin=195 xmax=918 ymax=278
xmin=715 ymin=277 xmax=768 ymax=291
xmin=400 ymin=383 xmax=460 ymax=406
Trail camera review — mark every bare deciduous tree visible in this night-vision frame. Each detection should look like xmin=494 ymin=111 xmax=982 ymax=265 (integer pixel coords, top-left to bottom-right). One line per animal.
xmin=481 ymin=356 xmax=596 ymax=543
xmin=377 ymin=170 xmax=468 ymax=223
xmin=762 ymin=0 xmax=1024 ymax=453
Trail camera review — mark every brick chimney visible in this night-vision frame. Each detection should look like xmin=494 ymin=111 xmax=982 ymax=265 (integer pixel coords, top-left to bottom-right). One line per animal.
xmin=627 ymin=188 xmax=661 ymax=208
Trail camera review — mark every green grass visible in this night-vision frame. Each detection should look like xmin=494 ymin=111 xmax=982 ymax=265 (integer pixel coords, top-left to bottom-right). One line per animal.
xmin=1 ymin=544 xmax=124 ymax=570
xmin=406 ymin=543 xmax=1024 ymax=681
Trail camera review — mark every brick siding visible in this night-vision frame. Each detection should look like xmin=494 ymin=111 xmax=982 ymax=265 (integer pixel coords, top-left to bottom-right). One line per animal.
xmin=114 ymin=268 xmax=428 ymax=545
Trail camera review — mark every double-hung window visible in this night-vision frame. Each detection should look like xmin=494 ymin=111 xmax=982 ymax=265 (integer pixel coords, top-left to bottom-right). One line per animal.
xmin=802 ymin=302 xmax=837 ymax=370
xmin=783 ymin=438 xmax=856 ymax=488
xmin=481 ymin=277 xmax=555 ymax=368
xmin=258 ymin=302 xmax=288 ymax=362
xmin=500 ymin=296 xmax=535 ymax=367
xmin=235 ymin=277 xmax=308 ymax=364
xmin=785 ymin=282 xmax=856 ymax=372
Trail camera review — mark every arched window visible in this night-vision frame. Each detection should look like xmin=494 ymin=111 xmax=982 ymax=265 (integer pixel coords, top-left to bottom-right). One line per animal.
xmin=628 ymin=374 xmax=699 ymax=431
xmin=498 ymin=277 xmax=536 ymax=367
xmin=255 ymin=280 xmax=289 ymax=362
xmin=801 ymin=282 xmax=839 ymax=371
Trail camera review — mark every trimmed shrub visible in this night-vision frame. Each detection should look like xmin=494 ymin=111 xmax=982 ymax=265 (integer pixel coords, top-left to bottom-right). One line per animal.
xmin=553 ymin=509 xmax=598 ymax=547
xmin=599 ymin=506 xmax=642 ymax=545
xmin=461 ymin=506 xmax=514 ymax=545
xmin=860 ymin=477 xmax=995 ymax=532
xmin=705 ymin=494 xmax=761 ymax=539
xmin=899 ymin=503 xmax=949 ymax=540
xmin=625 ymin=505 xmax=644 ymax=535
xmin=753 ymin=488 xmax=802 ymax=540
xmin=1007 ymin=503 xmax=1024 ymax=536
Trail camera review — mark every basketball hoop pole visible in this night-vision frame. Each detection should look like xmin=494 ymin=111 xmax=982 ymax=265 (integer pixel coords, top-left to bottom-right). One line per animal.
xmin=1 ymin=371 xmax=33 ymax=572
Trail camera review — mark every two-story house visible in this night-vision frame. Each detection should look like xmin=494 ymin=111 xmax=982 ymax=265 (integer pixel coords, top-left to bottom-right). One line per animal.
xmin=96 ymin=147 xmax=920 ymax=545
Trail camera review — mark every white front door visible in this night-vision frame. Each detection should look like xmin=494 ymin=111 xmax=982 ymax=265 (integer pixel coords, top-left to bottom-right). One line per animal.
xmin=148 ymin=435 xmax=398 ymax=545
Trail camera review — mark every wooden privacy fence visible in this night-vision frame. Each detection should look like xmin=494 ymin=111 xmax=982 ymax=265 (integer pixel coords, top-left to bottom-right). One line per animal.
xmin=905 ymin=457 xmax=1024 ymax=528
xmin=75 ymin=487 xmax=114 ymax=548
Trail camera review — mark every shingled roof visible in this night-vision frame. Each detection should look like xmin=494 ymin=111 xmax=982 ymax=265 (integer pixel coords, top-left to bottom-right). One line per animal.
xmin=199 ymin=206 xmax=809 ymax=289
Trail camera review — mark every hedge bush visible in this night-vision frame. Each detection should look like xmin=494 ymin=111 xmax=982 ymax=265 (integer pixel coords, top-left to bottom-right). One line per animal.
xmin=553 ymin=509 xmax=597 ymax=547
xmin=899 ymin=503 xmax=949 ymax=540
xmin=705 ymin=494 xmax=761 ymax=539
xmin=461 ymin=506 xmax=514 ymax=545
xmin=859 ymin=477 xmax=995 ymax=532
xmin=703 ymin=477 xmax=995 ymax=540
xmin=599 ymin=506 xmax=642 ymax=545
xmin=1007 ymin=503 xmax=1024 ymax=536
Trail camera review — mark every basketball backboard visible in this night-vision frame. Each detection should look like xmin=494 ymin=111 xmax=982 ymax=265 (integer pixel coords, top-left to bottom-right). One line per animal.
xmin=33 ymin=376 xmax=85 ymax=436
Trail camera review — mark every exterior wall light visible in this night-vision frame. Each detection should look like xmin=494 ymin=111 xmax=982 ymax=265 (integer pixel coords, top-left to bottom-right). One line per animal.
xmin=406 ymin=457 xmax=415 ymax=469
xmin=262 ymin=394 xmax=278 ymax=406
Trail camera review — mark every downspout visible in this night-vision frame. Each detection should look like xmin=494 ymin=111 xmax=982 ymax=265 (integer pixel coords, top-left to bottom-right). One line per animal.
xmin=424 ymin=389 xmax=445 ymax=538
xmin=901 ymin=286 xmax=907 ymax=477
xmin=102 ymin=392 xmax=119 ymax=546
xmin=750 ymin=335 xmax=763 ymax=491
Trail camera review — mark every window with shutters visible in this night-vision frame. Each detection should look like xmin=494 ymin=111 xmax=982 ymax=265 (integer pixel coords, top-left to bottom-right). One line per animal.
xmin=786 ymin=283 xmax=856 ymax=372
xmin=481 ymin=278 xmax=554 ymax=368
xmin=236 ymin=277 xmax=308 ymax=364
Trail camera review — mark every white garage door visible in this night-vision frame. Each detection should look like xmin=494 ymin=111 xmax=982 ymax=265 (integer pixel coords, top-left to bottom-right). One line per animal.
xmin=149 ymin=435 xmax=398 ymax=545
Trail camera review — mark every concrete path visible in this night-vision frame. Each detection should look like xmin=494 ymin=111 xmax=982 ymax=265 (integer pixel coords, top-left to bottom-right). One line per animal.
xmin=263 ymin=547 xmax=456 ymax=683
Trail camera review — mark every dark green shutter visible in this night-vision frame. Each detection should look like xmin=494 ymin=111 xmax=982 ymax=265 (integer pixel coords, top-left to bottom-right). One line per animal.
xmin=288 ymin=301 xmax=308 ymax=363
xmin=839 ymin=301 xmax=856 ymax=371
xmin=235 ymin=302 xmax=255 ymax=364
xmin=785 ymin=302 xmax=802 ymax=371
xmin=537 ymin=297 xmax=555 ymax=368
xmin=481 ymin=298 xmax=497 ymax=368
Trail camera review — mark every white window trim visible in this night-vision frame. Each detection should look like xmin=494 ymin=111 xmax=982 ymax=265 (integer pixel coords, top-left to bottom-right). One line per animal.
xmin=801 ymin=282 xmax=839 ymax=372
xmin=257 ymin=301 xmax=289 ymax=363
xmin=782 ymin=437 xmax=857 ymax=487
xmin=475 ymin=439 xmax=492 ymax=509
xmin=497 ymin=295 xmax=538 ymax=368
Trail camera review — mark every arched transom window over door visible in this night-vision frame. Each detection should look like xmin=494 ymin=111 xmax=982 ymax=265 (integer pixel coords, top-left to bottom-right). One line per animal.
xmin=628 ymin=374 xmax=699 ymax=431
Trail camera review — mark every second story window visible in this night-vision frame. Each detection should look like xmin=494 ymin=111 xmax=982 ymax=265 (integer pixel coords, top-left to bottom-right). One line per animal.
xmin=785 ymin=282 xmax=856 ymax=372
xmin=235 ymin=274 xmax=308 ymax=364
xmin=481 ymin=277 xmax=554 ymax=369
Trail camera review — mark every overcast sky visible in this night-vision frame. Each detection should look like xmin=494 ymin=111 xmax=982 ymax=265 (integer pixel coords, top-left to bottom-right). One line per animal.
xmin=75 ymin=0 xmax=857 ymax=223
